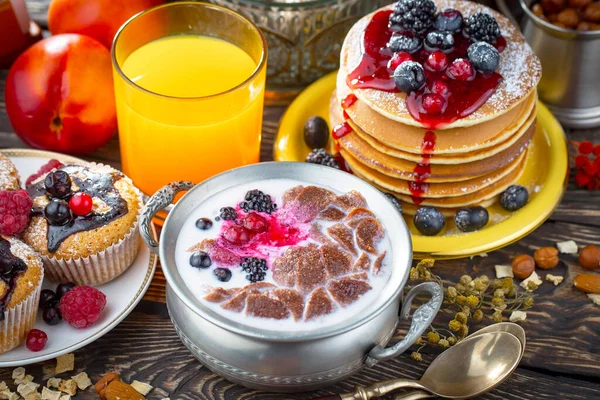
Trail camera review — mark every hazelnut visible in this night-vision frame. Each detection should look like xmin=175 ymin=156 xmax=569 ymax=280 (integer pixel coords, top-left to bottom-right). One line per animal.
xmin=534 ymin=247 xmax=560 ymax=269
xmin=557 ymin=8 xmax=581 ymax=27
xmin=579 ymin=245 xmax=600 ymax=270
xmin=533 ymin=3 xmax=546 ymax=15
xmin=541 ymin=0 xmax=567 ymax=14
xmin=569 ymin=0 xmax=592 ymax=9
xmin=583 ymin=2 xmax=600 ymax=22
xmin=512 ymin=254 xmax=535 ymax=280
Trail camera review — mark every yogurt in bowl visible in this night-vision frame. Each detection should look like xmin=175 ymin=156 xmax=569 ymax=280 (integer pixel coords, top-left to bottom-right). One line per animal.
xmin=175 ymin=179 xmax=393 ymax=331
xmin=140 ymin=162 xmax=442 ymax=392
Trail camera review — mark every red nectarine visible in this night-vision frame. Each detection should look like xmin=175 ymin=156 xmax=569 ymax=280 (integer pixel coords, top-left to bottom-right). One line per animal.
xmin=5 ymin=34 xmax=117 ymax=155
xmin=48 ymin=0 xmax=164 ymax=49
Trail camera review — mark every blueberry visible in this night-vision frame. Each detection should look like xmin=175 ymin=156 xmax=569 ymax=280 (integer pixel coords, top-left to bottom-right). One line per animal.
xmin=39 ymin=289 xmax=58 ymax=310
xmin=414 ymin=206 xmax=445 ymax=236
xmin=499 ymin=185 xmax=529 ymax=211
xmin=434 ymin=9 xmax=463 ymax=32
xmin=56 ymin=282 xmax=76 ymax=299
xmin=213 ymin=268 xmax=232 ymax=282
xmin=424 ymin=31 xmax=454 ymax=52
xmin=454 ymin=206 xmax=489 ymax=232
xmin=43 ymin=307 xmax=62 ymax=325
xmin=44 ymin=199 xmax=72 ymax=226
xmin=384 ymin=193 xmax=403 ymax=214
xmin=195 ymin=218 xmax=213 ymax=230
xmin=393 ymin=61 xmax=426 ymax=93
xmin=190 ymin=251 xmax=212 ymax=269
xmin=467 ymin=42 xmax=500 ymax=73
xmin=387 ymin=33 xmax=422 ymax=54
xmin=304 ymin=116 xmax=329 ymax=149
xmin=44 ymin=171 xmax=72 ymax=199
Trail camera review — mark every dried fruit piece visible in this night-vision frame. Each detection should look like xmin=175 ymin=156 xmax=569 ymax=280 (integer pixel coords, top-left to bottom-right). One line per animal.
xmin=579 ymin=245 xmax=600 ymax=270
xmin=105 ymin=381 xmax=145 ymax=400
xmin=95 ymin=373 xmax=121 ymax=400
xmin=534 ymin=247 xmax=559 ymax=269
xmin=574 ymin=274 xmax=600 ymax=294
xmin=511 ymin=254 xmax=535 ymax=279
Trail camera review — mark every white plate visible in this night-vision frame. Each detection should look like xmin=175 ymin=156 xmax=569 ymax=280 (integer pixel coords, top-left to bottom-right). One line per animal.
xmin=0 ymin=149 xmax=157 ymax=367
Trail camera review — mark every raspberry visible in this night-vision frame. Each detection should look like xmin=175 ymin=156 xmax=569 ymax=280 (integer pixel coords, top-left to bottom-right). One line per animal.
xmin=25 ymin=159 xmax=63 ymax=187
xmin=575 ymin=154 xmax=590 ymax=169
xmin=0 ymin=190 xmax=33 ymax=236
xmin=242 ymin=213 xmax=269 ymax=233
xmin=579 ymin=141 xmax=594 ymax=155
xmin=59 ymin=286 xmax=106 ymax=329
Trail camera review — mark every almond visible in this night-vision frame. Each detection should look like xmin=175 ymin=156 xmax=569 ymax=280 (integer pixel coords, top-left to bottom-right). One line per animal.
xmin=106 ymin=381 xmax=146 ymax=400
xmin=95 ymin=373 xmax=121 ymax=400
xmin=574 ymin=274 xmax=600 ymax=294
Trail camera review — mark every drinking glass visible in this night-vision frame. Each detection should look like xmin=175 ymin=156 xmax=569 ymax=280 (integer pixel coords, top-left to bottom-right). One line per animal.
xmin=112 ymin=2 xmax=267 ymax=196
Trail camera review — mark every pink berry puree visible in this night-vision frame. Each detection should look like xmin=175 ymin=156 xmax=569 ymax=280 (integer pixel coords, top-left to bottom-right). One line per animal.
xmin=175 ymin=179 xmax=393 ymax=331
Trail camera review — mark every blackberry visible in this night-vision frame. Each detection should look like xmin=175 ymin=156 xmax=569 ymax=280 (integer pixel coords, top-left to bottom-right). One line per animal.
xmin=393 ymin=61 xmax=426 ymax=93
xmin=219 ymin=207 xmax=238 ymax=221
xmin=241 ymin=257 xmax=268 ymax=283
xmin=499 ymin=185 xmax=528 ymax=211
xmin=390 ymin=0 xmax=437 ymax=34
xmin=305 ymin=148 xmax=341 ymax=169
xmin=387 ymin=33 xmax=422 ymax=54
xmin=384 ymin=193 xmax=403 ymax=214
xmin=424 ymin=31 xmax=454 ymax=52
xmin=464 ymin=12 xmax=501 ymax=43
xmin=240 ymin=189 xmax=277 ymax=214
xmin=454 ymin=206 xmax=489 ymax=232
xmin=467 ymin=42 xmax=500 ymax=73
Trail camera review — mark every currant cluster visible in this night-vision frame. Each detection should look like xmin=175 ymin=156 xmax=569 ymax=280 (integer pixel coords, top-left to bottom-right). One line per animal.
xmin=573 ymin=141 xmax=600 ymax=190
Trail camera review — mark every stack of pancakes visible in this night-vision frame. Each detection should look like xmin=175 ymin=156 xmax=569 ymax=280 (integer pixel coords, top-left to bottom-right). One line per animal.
xmin=330 ymin=0 xmax=542 ymax=216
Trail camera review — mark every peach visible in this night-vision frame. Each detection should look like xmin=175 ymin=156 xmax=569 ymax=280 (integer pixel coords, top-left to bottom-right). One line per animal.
xmin=5 ymin=34 xmax=117 ymax=155
xmin=48 ymin=0 xmax=164 ymax=49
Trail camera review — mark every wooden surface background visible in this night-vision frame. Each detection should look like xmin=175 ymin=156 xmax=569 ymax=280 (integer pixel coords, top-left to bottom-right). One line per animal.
xmin=0 ymin=1 xmax=599 ymax=399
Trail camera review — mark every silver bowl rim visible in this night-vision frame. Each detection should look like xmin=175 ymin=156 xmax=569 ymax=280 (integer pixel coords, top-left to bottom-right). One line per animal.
xmin=158 ymin=162 xmax=413 ymax=342
xmin=520 ymin=0 xmax=600 ymax=40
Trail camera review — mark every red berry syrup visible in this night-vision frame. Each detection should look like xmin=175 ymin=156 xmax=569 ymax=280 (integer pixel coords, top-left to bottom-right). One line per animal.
xmin=409 ymin=131 xmax=436 ymax=204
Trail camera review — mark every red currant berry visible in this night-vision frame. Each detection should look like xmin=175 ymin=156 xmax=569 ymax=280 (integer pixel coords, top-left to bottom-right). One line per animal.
xmin=425 ymin=51 xmax=449 ymax=72
xmin=430 ymin=80 xmax=450 ymax=97
xmin=447 ymin=58 xmax=474 ymax=81
xmin=26 ymin=329 xmax=48 ymax=352
xmin=595 ymin=156 xmax=600 ymax=167
xmin=594 ymin=144 xmax=600 ymax=156
xmin=584 ymin=163 xmax=599 ymax=177
xmin=575 ymin=171 xmax=593 ymax=188
xmin=586 ymin=181 xmax=596 ymax=190
xmin=575 ymin=154 xmax=590 ymax=169
xmin=579 ymin=141 xmax=594 ymax=155
xmin=388 ymin=52 xmax=413 ymax=71
xmin=69 ymin=193 xmax=93 ymax=216
xmin=242 ymin=213 xmax=269 ymax=233
xmin=422 ymin=93 xmax=447 ymax=115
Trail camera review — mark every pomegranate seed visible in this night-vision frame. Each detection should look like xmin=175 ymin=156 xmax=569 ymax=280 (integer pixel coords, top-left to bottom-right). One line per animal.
xmin=594 ymin=144 xmax=600 ymax=156
xmin=574 ymin=171 xmax=593 ymax=187
xmin=425 ymin=51 xmax=449 ymax=72
xmin=223 ymin=225 xmax=252 ymax=245
xmin=422 ymin=93 xmax=446 ymax=115
xmin=388 ymin=52 xmax=413 ymax=71
xmin=430 ymin=80 xmax=450 ymax=96
xmin=447 ymin=58 xmax=474 ymax=81
xmin=26 ymin=329 xmax=48 ymax=352
xmin=69 ymin=193 xmax=93 ymax=216
xmin=242 ymin=213 xmax=269 ymax=233
xmin=579 ymin=141 xmax=594 ymax=155
xmin=575 ymin=154 xmax=590 ymax=169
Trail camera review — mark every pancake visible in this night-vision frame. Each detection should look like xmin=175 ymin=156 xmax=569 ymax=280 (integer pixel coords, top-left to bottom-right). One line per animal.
xmin=399 ymin=198 xmax=497 ymax=217
xmin=334 ymin=77 xmax=537 ymax=155
xmin=343 ymin=149 xmax=526 ymax=198
xmin=330 ymin=92 xmax=538 ymax=164
xmin=340 ymin=0 xmax=542 ymax=129
xmin=353 ymin=150 xmax=528 ymax=207
xmin=336 ymin=118 xmax=535 ymax=182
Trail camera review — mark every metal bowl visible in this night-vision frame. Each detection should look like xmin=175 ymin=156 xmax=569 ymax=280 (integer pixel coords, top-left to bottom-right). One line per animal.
xmin=520 ymin=0 xmax=600 ymax=128
xmin=139 ymin=162 xmax=443 ymax=392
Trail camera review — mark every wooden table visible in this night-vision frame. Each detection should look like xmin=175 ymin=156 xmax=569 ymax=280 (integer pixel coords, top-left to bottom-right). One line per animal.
xmin=1 ymin=4 xmax=600 ymax=399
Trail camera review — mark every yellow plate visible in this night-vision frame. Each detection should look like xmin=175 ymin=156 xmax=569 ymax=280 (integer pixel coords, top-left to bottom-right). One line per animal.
xmin=275 ymin=72 xmax=569 ymax=259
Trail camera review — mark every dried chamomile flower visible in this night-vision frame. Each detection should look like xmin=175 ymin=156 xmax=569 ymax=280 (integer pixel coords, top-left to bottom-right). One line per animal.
xmin=438 ymin=339 xmax=450 ymax=348
xmin=456 ymin=295 xmax=467 ymax=306
xmin=472 ymin=309 xmax=484 ymax=323
xmin=414 ymin=336 xmax=423 ymax=345
xmin=460 ymin=275 xmax=473 ymax=285
xmin=466 ymin=295 xmax=479 ymax=308
xmin=459 ymin=324 xmax=469 ymax=338
xmin=410 ymin=352 xmax=422 ymax=361
xmin=523 ymin=297 xmax=534 ymax=308
xmin=493 ymin=289 xmax=505 ymax=299
xmin=449 ymin=319 xmax=462 ymax=332
xmin=410 ymin=267 xmax=419 ymax=281
xmin=492 ymin=297 xmax=504 ymax=307
xmin=455 ymin=312 xmax=468 ymax=324
xmin=492 ymin=310 xmax=503 ymax=323
xmin=447 ymin=336 xmax=457 ymax=346
xmin=426 ymin=331 xmax=440 ymax=344
xmin=446 ymin=287 xmax=458 ymax=303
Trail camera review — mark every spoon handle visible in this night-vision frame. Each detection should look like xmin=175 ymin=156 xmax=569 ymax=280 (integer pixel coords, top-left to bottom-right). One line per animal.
xmin=393 ymin=390 xmax=435 ymax=400
xmin=309 ymin=379 xmax=428 ymax=400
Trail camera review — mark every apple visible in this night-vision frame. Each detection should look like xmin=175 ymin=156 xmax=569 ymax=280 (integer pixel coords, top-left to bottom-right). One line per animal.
xmin=5 ymin=34 xmax=117 ymax=155
xmin=48 ymin=0 xmax=164 ymax=49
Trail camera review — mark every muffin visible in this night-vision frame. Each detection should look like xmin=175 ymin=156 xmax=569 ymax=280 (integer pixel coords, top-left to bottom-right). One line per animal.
xmin=0 ymin=153 xmax=20 ymax=190
xmin=22 ymin=163 xmax=142 ymax=286
xmin=0 ymin=235 xmax=43 ymax=354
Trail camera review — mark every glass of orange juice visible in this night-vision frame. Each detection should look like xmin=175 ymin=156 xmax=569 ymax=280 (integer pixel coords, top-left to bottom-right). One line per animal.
xmin=111 ymin=2 xmax=267 ymax=196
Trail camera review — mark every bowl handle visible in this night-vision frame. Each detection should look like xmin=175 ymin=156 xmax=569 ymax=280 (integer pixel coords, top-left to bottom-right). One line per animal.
xmin=139 ymin=181 xmax=195 ymax=255
xmin=365 ymin=282 xmax=443 ymax=367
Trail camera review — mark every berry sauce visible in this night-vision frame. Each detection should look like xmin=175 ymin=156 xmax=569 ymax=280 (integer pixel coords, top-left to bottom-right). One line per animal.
xmin=28 ymin=165 xmax=129 ymax=253
xmin=409 ymin=131 xmax=437 ymax=204
xmin=342 ymin=94 xmax=358 ymax=109
xmin=346 ymin=9 xmax=506 ymax=129
xmin=0 ymin=238 xmax=27 ymax=321
xmin=332 ymin=122 xmax=353 ymax=139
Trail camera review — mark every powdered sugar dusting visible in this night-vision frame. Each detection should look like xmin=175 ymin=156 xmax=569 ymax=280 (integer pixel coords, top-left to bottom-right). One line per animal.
xmin=0 ymin=154 xmax=20 ymax=191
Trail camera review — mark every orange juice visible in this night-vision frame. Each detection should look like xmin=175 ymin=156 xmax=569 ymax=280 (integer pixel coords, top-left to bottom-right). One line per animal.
xmin=113 ymin=34 xmax=265 ymax=195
